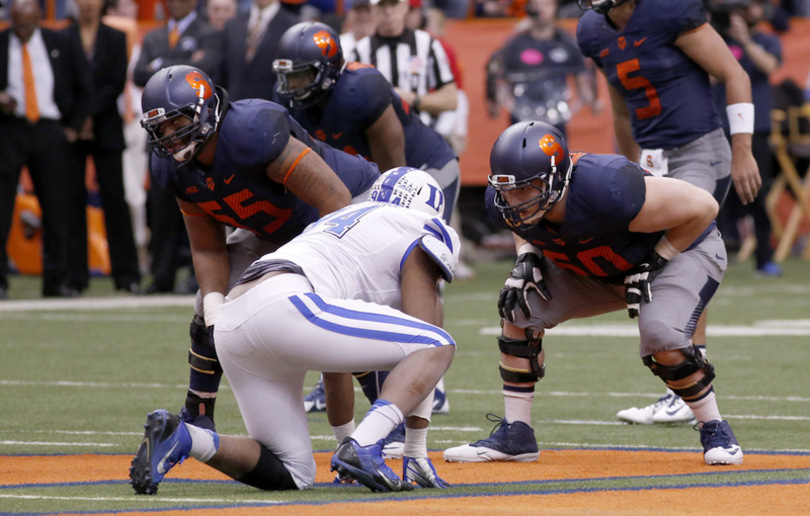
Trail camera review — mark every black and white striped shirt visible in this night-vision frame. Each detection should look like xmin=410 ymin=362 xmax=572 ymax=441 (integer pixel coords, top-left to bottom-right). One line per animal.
xmin=349 ymin=28 xmax=455 ymax=111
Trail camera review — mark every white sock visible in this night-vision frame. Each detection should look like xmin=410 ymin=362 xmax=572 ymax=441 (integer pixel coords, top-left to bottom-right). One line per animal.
xmin=186 ymin=423 xmax=219 ymax=462
xmin=332 ymin=419 xmax=355 ymax=446
xmin=352 ymin=399 xmax=403 ymax=447
xmin=403 ymin=427 xmax=428 ymax=458
xmin=504 ymin=388 xmax=534 ymax=426
xmin=685 ymin=390 xmax=722 ymax=423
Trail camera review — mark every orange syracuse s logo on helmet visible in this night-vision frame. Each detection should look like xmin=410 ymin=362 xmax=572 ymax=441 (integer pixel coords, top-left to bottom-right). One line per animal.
xmin=185 ymin=71 xmax=213 ymax=99
xmin=539 ymin=134 xmax=565 ymax=164
xmin=313 ymin=30 xmax=337 ymax=58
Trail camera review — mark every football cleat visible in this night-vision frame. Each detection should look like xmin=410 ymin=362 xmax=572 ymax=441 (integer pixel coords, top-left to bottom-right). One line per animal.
xmin=403 ymin=456 xmax=450 ymax=488
xmin=303 ymin=376 xmax=327 ymax=413
xmin=381 ymin=422 xmax=405 ymax=460
xmin=130 ymin=409 xmax=192 ymax=495
xmin=443 ymin=414 xmax=539 ymax=463
xmin=651 ymin=393 xmax=695 ymax=424
xmin=331 ymin=438 xmax=413 ymax=492
xmin=697 ymin=420 xmax=744 ymax=465
xmin=617 ymin=392 xmax=694 ymax=425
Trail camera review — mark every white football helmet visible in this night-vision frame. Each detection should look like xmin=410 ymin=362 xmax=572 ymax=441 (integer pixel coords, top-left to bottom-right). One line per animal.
xmin=368 ymin=167 xmax=445 ymax=218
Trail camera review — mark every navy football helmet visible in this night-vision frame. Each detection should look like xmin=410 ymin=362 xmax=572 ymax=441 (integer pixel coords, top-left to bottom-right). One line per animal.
xmin=141 ymin=65 xmax=224 ymax=164
xmin=577 ymin=0 xmax=630 ymax=14
xmin=273 ymin=21 xmax=344 ymax=109
xmin=488 ymin=121 xmax=573 ymax=229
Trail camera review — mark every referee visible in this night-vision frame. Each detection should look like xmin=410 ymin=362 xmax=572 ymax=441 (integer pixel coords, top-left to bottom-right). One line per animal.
xmin=348 ymin=0 xmax=458 ymax=127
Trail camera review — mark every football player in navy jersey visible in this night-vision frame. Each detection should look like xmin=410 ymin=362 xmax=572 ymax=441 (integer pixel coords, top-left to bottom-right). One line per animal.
xmin=273 ymin=21 xmax=460 ymax=438
xmin=576 ymin=0 xmax=760 ymax=425
xmin=273 ymin=21 xmax=460 ymax=223
xmin=443 ymin=121 xmax=743 ymax=466
xmin=139 ymin=65 xmax=380 ymax=432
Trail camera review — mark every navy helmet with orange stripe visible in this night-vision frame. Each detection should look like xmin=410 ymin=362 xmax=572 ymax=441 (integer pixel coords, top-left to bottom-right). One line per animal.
xmin=141 ymin=65 xmax=226 ymax=165
xmin=488 ymin=121 xmax=573 ymax=229
xmin=273 ymin=21 xmax=344 ymax=109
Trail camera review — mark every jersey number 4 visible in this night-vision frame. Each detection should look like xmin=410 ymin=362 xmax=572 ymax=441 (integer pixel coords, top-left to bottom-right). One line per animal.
xmin=616 ymin=58 xmax=661 ymax=120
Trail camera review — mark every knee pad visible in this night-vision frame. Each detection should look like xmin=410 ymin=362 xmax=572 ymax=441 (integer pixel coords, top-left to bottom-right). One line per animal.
xmin=642 ymin=344 xmax=715 ymax=399
xmin=189 ymin=314 xmax=222 ymax=377
xmin=498 ymin=329 xmax=545 ymax=383
xmin=237 ymin=445 xmax=298 ymax=491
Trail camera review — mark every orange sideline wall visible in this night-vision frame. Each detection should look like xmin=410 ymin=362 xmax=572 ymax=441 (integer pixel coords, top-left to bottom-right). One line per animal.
xmin=445 ymin=17 xmax=810 ymax=185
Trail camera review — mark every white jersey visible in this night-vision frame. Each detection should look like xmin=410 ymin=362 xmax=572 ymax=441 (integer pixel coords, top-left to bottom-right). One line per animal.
xmin=250 ymin=202 xmax=460 ymax=308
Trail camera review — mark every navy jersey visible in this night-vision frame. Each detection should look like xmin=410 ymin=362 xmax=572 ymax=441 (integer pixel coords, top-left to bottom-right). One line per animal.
xmin=712 ymin=32 xmax=782 ymax=135
xmin=287 ymin=63 xmax=455 ymax=170
xmin=577 ymin=0 xmax=721 ymax=148
xmin=485 ymin=153 xmax=663 ymax=282
xmin=150 ymin=99 xmax=379 ymax=246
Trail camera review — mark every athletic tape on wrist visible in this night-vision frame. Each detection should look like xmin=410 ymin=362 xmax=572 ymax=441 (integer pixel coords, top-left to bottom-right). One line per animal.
xmin=517 ymin=243 xmax=540 ymax=258
xmin=726 ymin=103 xmax=755 ymax=135
xmin=654 ymin=236 xmax=679 ymax=261
xmin=203 ymin=292 xmax=226 ymax=326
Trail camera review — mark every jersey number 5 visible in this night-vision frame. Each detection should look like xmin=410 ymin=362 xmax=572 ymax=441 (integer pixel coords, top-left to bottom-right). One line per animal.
xmin=616 ymin=58 xmax=661 ymax=120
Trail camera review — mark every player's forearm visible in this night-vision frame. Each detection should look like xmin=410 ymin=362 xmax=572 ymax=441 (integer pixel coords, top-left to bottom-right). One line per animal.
xmin=191 ymin=249 xmax=231 ymax=298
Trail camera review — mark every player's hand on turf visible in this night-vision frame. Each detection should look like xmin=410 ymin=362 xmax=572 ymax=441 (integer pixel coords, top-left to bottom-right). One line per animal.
xmin=498 ymin=251 xmax=551 ymax=323
xmin=624 ymin=250 xmax=669 ymax=319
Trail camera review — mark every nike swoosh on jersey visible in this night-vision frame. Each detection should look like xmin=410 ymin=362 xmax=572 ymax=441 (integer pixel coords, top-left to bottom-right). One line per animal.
xmin=634 ymin=37 xmax=648 ymax=47
xmin=332 ymin=132 xmax=343 ymax=139
xmin=157 ymin=441 xmax=179 ymax=474
xmin=224 ymin=174 xmax=235 ymax=184
xmin=709 ymin=160 xmax=722 ymax=167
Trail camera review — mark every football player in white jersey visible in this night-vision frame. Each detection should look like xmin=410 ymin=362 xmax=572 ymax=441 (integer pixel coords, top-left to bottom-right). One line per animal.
xmin=130 ymin=168 xmax=460 ymax=494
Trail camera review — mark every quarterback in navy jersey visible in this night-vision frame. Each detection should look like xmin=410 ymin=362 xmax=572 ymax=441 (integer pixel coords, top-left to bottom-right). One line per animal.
xmin=140 ymin=65 xmax=379 ymax=431
xmin=576 ymin=0 xmax=759 ymax=203
xmin=273 ymin=22 xmax=460 ymax=223
xmin=576 ymin=0 xmax=760 ymax=425
xmin=444 ymin=121 xmax=744 ymax=467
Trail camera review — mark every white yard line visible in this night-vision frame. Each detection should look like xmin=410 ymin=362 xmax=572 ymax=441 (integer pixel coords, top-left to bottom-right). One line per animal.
xmin=0 ymin=295 xmax=195 ymax=312
xmin=480 ymin=324 xmax=810 ymax=337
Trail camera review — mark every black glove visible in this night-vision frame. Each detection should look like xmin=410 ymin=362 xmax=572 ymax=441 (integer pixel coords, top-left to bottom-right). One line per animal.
xmin=498 ymin=251 xmax=552 ymax=323
xmin=624 ymin=250 xmax=669 ymax=319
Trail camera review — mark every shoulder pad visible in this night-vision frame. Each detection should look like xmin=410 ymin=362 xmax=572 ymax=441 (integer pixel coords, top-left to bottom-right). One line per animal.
xmin=419 ymin=217 xmax=460 ymax=283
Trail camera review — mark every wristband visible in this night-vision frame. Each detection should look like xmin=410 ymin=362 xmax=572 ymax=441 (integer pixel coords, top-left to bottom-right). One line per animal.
xmin=516 ymin=243 xmax=541 ymax=258
xmin=203 ymin=292 xmax=226 ymax=326
xmin=653 ymin=236 xmax=679 ymax=261
xmin=726 ymin=103 xmax=755 ymax=135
